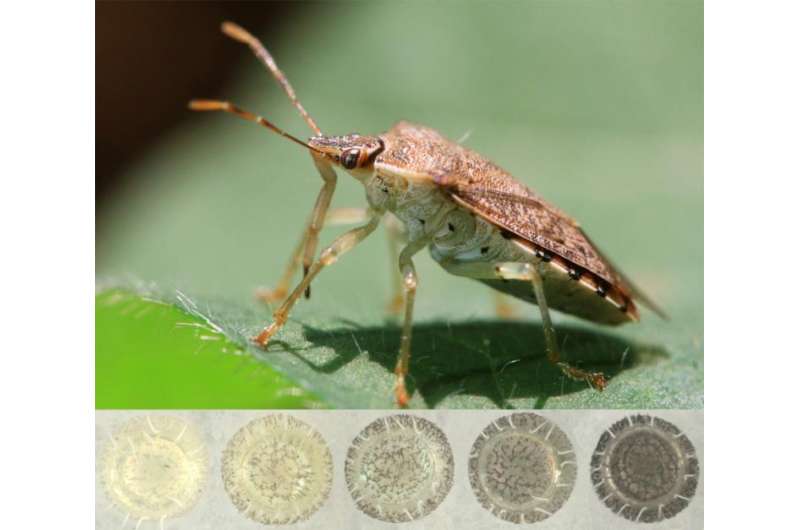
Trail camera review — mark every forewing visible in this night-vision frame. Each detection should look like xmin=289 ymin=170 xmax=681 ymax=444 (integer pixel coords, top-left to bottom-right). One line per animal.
xmin=441 ymin=175 xmax=621 ymax=285
xmin=379 ymin=121 xmax=663 ymax=315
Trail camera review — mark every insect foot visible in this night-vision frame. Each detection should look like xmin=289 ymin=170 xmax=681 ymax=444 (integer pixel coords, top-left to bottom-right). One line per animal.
xmin=252 ymin=317 xmax=285 ymax=347
xmin=394 ymin=373 xmax=410 ymax=408
xmin=588 ymin=371 xmax=607 ymax=391
xmin=557 ymin=362 xmax=607 ymax=391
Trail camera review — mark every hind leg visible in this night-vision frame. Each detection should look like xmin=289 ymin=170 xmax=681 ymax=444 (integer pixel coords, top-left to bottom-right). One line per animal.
xmin=513 ymin=262 xmax=607 ymax=390
xmin=441 ymin=259 xmax=607 ymax=390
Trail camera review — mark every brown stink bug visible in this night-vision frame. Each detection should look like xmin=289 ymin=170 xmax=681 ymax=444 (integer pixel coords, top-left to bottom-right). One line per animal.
xmin=190 ymin=22 xmax=667 ymax=408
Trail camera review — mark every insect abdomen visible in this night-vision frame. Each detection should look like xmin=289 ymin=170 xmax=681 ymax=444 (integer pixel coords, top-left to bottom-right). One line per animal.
xmin=428 ymin=215 xmax=638 ymax=325
xmin=478 ymin=275 xmax=634 ymax=326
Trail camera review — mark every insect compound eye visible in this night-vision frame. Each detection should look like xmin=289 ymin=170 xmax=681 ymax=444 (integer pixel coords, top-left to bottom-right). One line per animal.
xmin=341 ymin=149 xmax=360 ymax=170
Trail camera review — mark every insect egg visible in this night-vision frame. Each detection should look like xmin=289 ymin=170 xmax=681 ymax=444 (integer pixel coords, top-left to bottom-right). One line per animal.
xmin=221 ymin=414 xmax=333 ymax=525
xmin=591 ymin=415 xmax=699 ymax=523
xmin=99 ymin=415 xmax=208 ymax=524
xmin=345 ymin=415 xmax=454 ymax=523
xmin=468 ymin=413 xmax=576 ymax=524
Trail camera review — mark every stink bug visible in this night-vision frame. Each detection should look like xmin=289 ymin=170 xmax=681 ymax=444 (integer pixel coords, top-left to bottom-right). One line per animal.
xmin=190 ymin=22 xmax=667 ymax=408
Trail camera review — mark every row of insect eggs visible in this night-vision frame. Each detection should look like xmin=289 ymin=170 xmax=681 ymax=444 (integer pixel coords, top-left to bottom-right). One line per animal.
xmin=97 ymin=411 xmax=699 ymax=527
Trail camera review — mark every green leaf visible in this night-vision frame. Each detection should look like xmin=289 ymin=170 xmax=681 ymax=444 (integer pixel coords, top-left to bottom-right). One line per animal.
xmin=96 ymin=289 xmax=324 ymax=409
xmin=97 ymin=1 xmax=702 ymax=409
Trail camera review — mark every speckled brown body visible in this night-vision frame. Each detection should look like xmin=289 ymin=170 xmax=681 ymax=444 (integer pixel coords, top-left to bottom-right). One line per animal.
xmin=369 ymin=121 xmax=660 ymax=325
xmin=193 ymin=21 xmax=664 ymax=403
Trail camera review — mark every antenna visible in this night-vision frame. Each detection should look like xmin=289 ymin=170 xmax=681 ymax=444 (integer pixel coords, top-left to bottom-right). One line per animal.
xmin=221 ymin=21 xmax=322 ymax=136
xmin=188 ymin=99 xmax=323 ymax=154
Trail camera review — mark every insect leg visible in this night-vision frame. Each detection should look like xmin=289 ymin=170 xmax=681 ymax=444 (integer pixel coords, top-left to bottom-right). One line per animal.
xmin=393 ymin=237 xmax=431 ymax=408
xmin=440 ymin=259 xmax=607 ymax=390
xmin=220 ymin=22 xmax=322 ymax=135
xmin=325 ymin=207 xmax=372 ymax=225
xmin=526 ymin=263 xmax=607 ymax=391
xmin=255 ymin=228 xmax=306 ymax=303
xmin=327 ymin=209 xmax=407 ymax=316
xmin=384 ymin=214 xmax=406 ymax=316
xmin=252 ymin=211 xmax=383 ymax=347
xmin=256 ymin=208 xmax=371 ymax=303
xmin=300 ymin=156 xmax=338 ymax=298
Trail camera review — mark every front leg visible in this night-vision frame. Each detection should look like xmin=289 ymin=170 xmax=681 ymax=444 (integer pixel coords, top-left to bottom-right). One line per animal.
xmin=253 ymin=210 xmax=383 ymax=346
xmin=255 ymin=155 xmax=337 ymax=304
xmin=301 ymin=155 xmax=339 ymax=297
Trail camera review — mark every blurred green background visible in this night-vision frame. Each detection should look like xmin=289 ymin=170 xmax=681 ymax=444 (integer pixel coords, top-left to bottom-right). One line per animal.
xmin=96 ymin=1 xmax=702 ymax=409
